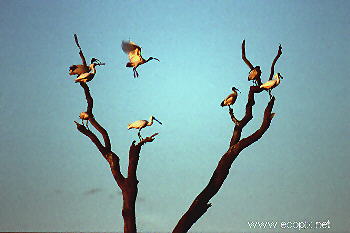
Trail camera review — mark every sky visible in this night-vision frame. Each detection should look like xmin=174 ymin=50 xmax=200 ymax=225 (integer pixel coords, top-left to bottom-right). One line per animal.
xmin=0 ymin=0 xmax=349 ymax=232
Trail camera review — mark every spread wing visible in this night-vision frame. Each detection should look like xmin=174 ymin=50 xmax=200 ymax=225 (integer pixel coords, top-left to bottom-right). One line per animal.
xmin=69 ymin=64 xmax=90 ymax=75
xmin=122 ymin=41 xmax=141 ymax=55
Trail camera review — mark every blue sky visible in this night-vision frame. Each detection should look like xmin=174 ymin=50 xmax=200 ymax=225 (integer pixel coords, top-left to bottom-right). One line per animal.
xmin=0 ymin=0 xmax=349 ymax=232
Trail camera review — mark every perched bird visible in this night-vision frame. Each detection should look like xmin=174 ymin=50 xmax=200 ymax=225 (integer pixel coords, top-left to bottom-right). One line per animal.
xmin=248 ymin=66 xmax=261 ymax=86
xmin=260 ymin=73 xmax=284 ymax=99
xmin=221 ymin=87 xmax=240 ymax=110
xmin=69 ymin=58 xmax=100 ymax=76
xmin=79 ymin=112 xmax=90 ymax=129
xmin=74 ymin=59 xmax=105 ymax=83
xmin=128 ymin=116 xmax=162 ymax=140
xmin=121 ymin=40 xmax=160 ymax=78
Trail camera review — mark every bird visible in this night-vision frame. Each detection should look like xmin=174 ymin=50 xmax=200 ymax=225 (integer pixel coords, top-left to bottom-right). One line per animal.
xmin=121 ymin=40 xmax=160 ymax=78
xmin=79 ymin=112 xmax=90 ymax=129
xmin=74 ymin=59 xmax=105 ymax=83
xmin=260 ymin=73 xmax=284 ymax=99
xmin=69 ymin=58 xmax=100 ymax=76
xmin=221 ymin=87 xmax=240 ymax=110
xmin=128 ymin=116 xmax=162 ymax=140
xmin=248 ymin=66 xmax=261 ymax=86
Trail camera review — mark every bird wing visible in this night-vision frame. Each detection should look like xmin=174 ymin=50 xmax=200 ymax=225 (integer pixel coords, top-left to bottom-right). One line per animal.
xmin=221 ymin=93 xmax=237 ymax=106
xmin=69 ymin=64 xmax=90 ymax=75
xmin=260 ymin=79 xmax=277 ymax=89
xmin=75 ymin=73 xmax=93 ymax=82
xmin=122 ymin=41 xmax=141 ymax=54
xmin=128 ymin=120 xmax=147 ymax=129
xmin=248 ymin=69 xmax=258 ymax=80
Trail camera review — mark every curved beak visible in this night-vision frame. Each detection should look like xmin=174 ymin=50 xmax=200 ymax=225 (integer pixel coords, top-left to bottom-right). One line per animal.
xmin=153 ymin=117 xmax=162 ymax=125
xmin=153 ymin=58 xmax=160 ymax=62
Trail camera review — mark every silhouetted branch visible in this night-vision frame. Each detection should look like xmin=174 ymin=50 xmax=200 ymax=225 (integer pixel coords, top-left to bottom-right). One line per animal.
xmin=269 ymin=44 xmax=282 ymax=81
xmin=74 ymin=34 xmax=87 ymax=67
xmin=241 ymin=40 xmax=254 ymax=70
xmin=172 ymin=86 xmax=276 ymax=233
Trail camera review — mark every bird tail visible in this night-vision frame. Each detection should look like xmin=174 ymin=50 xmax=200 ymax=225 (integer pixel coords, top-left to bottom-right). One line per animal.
xmin=126 ymin=62 xmax=133 ymax=67
xmin=220 ymin=100 xmax=225 ymax=107
xmin=127 ymin=124 xmax=132 ymax=129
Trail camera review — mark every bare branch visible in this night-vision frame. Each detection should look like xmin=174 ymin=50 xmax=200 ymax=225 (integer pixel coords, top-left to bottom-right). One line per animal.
xmin=172 ymin=87 xmax=276 ymax=233
xmin=269 ymin=44 xmax=282 ymax=81
xmin=74 ymin=121 xmax=107 ymax=158
xmin=241 ymin=40 xmax=254 ymax=70
xmin=229 ymin=108 xmax=239 ymax=126
xmin=74 ymin=34 xmax=87 ymax=66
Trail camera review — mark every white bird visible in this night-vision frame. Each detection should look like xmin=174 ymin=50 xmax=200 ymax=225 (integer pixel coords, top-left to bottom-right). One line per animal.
xmin=79 ymin=112 xmax=90 ymax=129
xmin=128 ymin=116 xmax=162 ymax=140
xmin=121 ymin=40 xmax=160 ymax=78
xmin=260 ymin=73 xmax=284 ymax=99
xmin=221 ymin=87 xmax=240 ymax=110
xmin=248 ymin=66 xmax=261 ymax=86
xmin=69 ymin=58 xmax=100 ymax=76
xmin=74 ymin=59 xmax=105 ymax=83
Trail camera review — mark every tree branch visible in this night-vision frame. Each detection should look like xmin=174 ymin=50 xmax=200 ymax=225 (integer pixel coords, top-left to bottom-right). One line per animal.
xmin=269 ymin=44 xmax=282 ymax=81
xmin=74 ymin=34 xmax=87 ymax=67
xmin=172 ymin=87 xmax=276 ymax=233
xmin=241 ymin=40 xmax=254 ymax=70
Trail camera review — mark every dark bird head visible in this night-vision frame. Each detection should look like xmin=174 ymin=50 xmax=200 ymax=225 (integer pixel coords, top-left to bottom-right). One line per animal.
xmin=277 ymin=73 xmax=284 ymax=79
xmin=232 ymin=87 xmax=241 ymax=93
xmin=91 ymin=58 xmax=105 ymax=66
xmin=255 ymin=66 xmax=261 ymax=71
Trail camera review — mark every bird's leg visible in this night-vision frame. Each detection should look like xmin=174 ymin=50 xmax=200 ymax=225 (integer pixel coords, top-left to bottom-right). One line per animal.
xmin=268 ymin=90 xmax=272 ymax=99
xmin=133 ymin=68 xmax=136 ymax=78
xmin=228 ymin=105 xmax=232 ymax=111
xmin=138 ymin=129 xmax=143 ymax=141
xmin=135 ymin=69 xmax=139 ymax=78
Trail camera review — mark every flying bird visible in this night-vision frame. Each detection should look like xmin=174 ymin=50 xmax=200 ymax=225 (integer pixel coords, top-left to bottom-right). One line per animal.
xmin=74 ymin=59 xmax=105 ymax=83
xmin=128 ymin=116 xmax=162 ymax=140
xmin=121 ymin=40 xmax=159 ymax=78
xmin=248 ymin=66 xmax=261 ymax=85
xmin=221 ymin=87 xmax=240 ymax=110
xmin=260 ymin=73 xmax=284 ymax=99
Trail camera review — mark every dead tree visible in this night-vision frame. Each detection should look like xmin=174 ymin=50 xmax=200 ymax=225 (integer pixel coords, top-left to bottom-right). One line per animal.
xmin=70 ymin=35 xmax=282 ymax=233
xmin=72 ymin=34 xmax=158 ymax=233
xmin=172 ymin=40 xmax=282 ymax=233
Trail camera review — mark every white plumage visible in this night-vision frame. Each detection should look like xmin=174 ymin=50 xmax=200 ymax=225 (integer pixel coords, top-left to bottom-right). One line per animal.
xmin=128 ymin=116 xmax=162 ymax=140
xmin=221 ymin=87 xmax=240 ymax=110
xmin=121 ymin=40 xmax=159 ymax=78
xmin=260 ymin=73 xmax=284 ymax=98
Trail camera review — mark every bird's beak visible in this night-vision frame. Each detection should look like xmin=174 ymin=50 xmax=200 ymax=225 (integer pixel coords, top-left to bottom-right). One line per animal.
xmin=279 ymin=74 xmax=284 ymax=79
xmin=154 ymin=118 xmax=162 ymax=125
xmin=153 ymin=58 xmax=160 ymax=62
xmin=97 ymin=63 xmax=106 ymax=66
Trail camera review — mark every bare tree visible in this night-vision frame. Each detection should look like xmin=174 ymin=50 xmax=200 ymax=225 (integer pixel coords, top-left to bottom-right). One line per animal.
xmin=172 ymin=40 xmax=282 ymax=233
xmin=72 ymin=35 xmax=158 ymax=233
xmin=70 ymin=35 xmax=282 ymax=233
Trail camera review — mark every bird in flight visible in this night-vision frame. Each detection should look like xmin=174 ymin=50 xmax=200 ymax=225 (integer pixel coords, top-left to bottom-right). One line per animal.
xmin=121 ymin=40 xmax=159 ymax=78
xmin=221 ymin=87 xmax=240 ymax=110
xmin=128 ymin=116 xmax=162 ymax=140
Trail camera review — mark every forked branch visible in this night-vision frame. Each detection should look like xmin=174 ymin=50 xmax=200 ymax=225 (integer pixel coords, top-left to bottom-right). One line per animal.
xmin=172 ymin=86 xmax=275 ymax=233
xmin=269 ymin=44 xmax=283 ymax=81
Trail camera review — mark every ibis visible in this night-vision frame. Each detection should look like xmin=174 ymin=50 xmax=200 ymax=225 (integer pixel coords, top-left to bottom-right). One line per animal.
xmin=74 ymin=59 xmax=105 ymax=83
xmin=128 ymin=116 xmax=162 ymax=140
xmin=69 ymin=58 xmax=100 ymax=76
xmin=79 ymin=112 xmax=90 ymax=129
xmin=260 ymin=73 xmax=284 ymax=99
xmin=221 ymin=87 xmax=240 ymax=110
xmin=121 ymin=40 xmax=159 ymax=78
xmin=248 ymin=66 xmax=261 ymax=85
